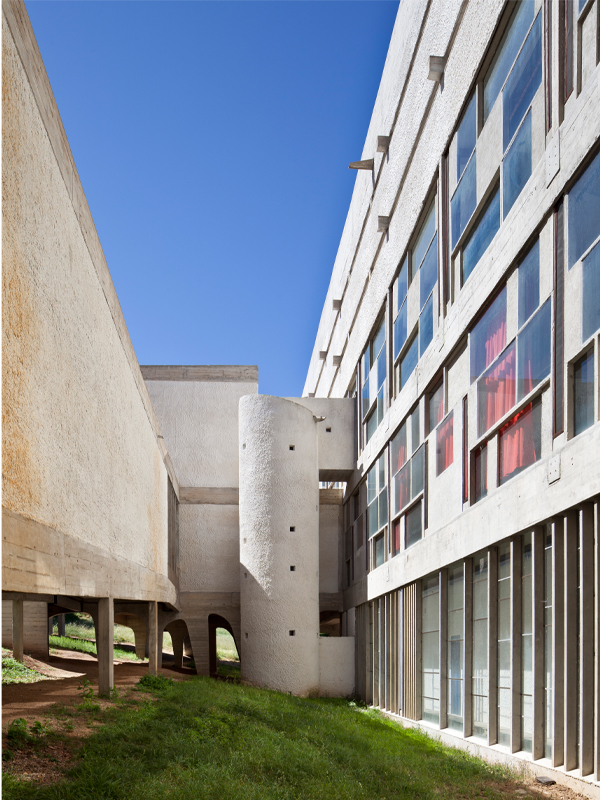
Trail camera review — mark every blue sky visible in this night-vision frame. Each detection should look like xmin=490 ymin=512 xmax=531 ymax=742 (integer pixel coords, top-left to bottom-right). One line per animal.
xmin=26 ymin=0 xmax=399 ymax=396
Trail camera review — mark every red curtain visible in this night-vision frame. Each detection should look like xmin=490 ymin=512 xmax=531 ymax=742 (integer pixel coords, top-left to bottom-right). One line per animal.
xmin=484 ymin=319 xmax=506 ymax=370
xmin=482 ymin=343 xmax=516 ymax=432
xmin=436 ymin=413 xmax=454 ymax=475
xmin=395 ymin=463 xmax=410 ymax=512
xmin=500 ymin=402 xmax=537 ymax=481
xmin=395 ymin=441 xmax=407 ymax=473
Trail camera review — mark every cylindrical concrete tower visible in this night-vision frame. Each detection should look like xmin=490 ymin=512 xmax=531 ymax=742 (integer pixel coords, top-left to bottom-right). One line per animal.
xmin=239 ymin=395 xmax=320 ymax=696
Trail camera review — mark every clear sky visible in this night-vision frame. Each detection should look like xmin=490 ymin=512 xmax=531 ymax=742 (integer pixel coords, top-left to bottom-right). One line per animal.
xmin=25 ymin=0 xmax=399 ymax=397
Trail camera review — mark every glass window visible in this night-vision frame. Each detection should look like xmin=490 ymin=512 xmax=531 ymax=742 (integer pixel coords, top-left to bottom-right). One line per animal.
xmin=503 ymin=111 xmax=532 ymax=217
xmin=412 ymin=445 xmax=424 ymax=498
xmin=422 ymin=574 xmax=440 ymax=724
xmin=484 ymin=0 xmax=535 ymax=121
xmin=429 ymin=382 xmax=444 ymax=433
xmin=436 ymin=413 xmax=454 ymax=476
xmin=391 ymin=422 xmax=408 ymax=476
xmin=406 ymin=501 xmax=422 ymax=548
xmin=367 ymin=454 xmax=388 ymax=540
xmin=394 ymin=301 xmax=407 ymax=360
xmin=420 ymin=234 xmax=438 ymax=309
xmin=518 ymin=239 xmax=540 ymax=328
xmin=472 ymin=553 xmax=489 ymax=739
xmin=497 ymin=542 xmax=511 ymax=745
xmin=447 ymin=564 xmax=464 ymax=731
xmin=392 ymin=519 xmax=401 ymax=557
xmin=364 ymin=319 xmax=387 ymax=442
xmin=462 ymin=188 xmax=501 ymax=285
xmin=396 ymin=256 xmax=408 ymax=308
xmin=420 ymin=295 xmax=434 ymax=356
xmin=393 ymin=462 xmax=411 ymax=515
xmin=477 ymin=341 xmax=516 ymax=437
xmin=400 ymin=334 xmax=419 ymax=389
xmin=471 ymin=287 xmax=507 ymax=383
xmin=574 ymin=350 xmax=594 ymax=436
xmin=503 ymin=14 xmax=542 ymax=149
xmin=473 ymin=443 xmax=487 ymax=503
xmin=411 ymin=404 xmax=421 ymax=453
xmin=451 ymin=155 xmax=477 ymax=249
xmin=374 ymin=533 xmax=385 ymax=568
xmin=499 ymin=399 xmax=542 ymax=484
xmin=457 ymin=93 xmax=476 ymax=180
xmin=413 ymin=203 xmax=436 ymax=274
xmin=517 ymin=299 xmax=551 ymax=400
xmin=568 ymin=148 xmax=600 ymax=268
xmin=582 ymin=241 xmax=600 ymax=341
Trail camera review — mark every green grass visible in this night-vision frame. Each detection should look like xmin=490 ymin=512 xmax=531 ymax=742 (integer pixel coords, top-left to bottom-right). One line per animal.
xmin=2 ymin=677 xmax=533 ymax=800
xmin=49 ymin=636 xmax=143 ymax=662
xmin=58 ymin=612 xmax=173 ymax=650
xmin=216 ymin=628 xmax=239 ymax=661
xmin=1 ymin=655 xmax=45 ymax=685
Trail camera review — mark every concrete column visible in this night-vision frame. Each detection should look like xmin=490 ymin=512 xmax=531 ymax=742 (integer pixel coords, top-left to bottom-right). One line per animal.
xmin=552 ymin=518 xmax=565 ymax=768
xmin=564 ymin=511 xmax=578 ymax=771
xmin=463 ymin=558 xmax=473 ymax=739
xmin=58 ymin=614 xmax=65 ymax=637
xmin=97 ymin=598 xmax=114 ymax=695
xmin=48 ymin=616 xmax=54 ymax=635
xmin=148 ymin=601 xmax=159 ymax=676
xmin=239 ymin=395 xmax=320 ymax=697
xmin=12 ymin=597 xmax=24 ymax=662
xmin=487 ymin=547 xmax=499 ymax=746
xmin=439 ymin=567 xmax=448 ymax=730
xmin=170 ymin=628 xmax=184 ymax=669
xmin=579 ymin=505 xmax=594 ymax=776
xmin=510 ymin=537 xmax=522 ymax=753
xmin=532 ymin=527 xmax=545 ymax=760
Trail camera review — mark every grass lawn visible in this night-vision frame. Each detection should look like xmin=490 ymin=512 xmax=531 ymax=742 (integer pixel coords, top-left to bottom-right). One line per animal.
xmin=57 ymin=612 xmax=173 ymax=651
xmin=1 ymin=651 xmax=45 ymax=685
xmin=49 ymin=636 xmax=143 ymax=662
xmin=2 ymin=676 xmax=539 ymax=800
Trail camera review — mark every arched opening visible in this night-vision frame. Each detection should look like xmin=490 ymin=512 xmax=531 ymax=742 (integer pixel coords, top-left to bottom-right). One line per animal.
xmin=208 ymin=614 xmax=240 ymax=680
xmin=162 ymin=619 xmax=196 ymax=673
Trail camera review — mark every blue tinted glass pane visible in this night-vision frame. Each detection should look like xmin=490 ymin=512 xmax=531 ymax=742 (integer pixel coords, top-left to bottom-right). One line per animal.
xmin=414 ymin=203 xmax=436 ymax=272
xmin=377 ymin=344 xmax=386 ymax=389
xmin=373 ymin=320 xmax=385 ymax=356
xmin=568 ymin=148 xmax=600 ymax=268
xmin=396 ymin=258 xmax=408 ymax=311
xmin=451 ymin=155 xmax=477 ymax=249
xmin=579 ymin=0 xmax=587 ymax=12
xmin=412 ymin=445 xmax=424 ymax=498
xmin=574 ymin=351 xmax=594 ymax=435
xmin=366 ymin=408 xmax=378 ymax=442
xmin=583 ymin=242 xmax=600 ymax=341
xmin=406 ymin=502 xmax=422 ymax=548
xmin=378 ymin=489 xmax=388 ymax=530
xmin=471 ymin=287 xmax=507 ymax=383
xmin=518 ymin=239 xmax=540 ymax=328
xmin=457 ymin=94 xmax=477 ymax=180
xmin=420 ymin=295 xmax=434 ymax=356
xmin=368 ymin=503 xmax=378 ymax=538
xmin=420 ymin=234 xmax=438 ymax=308
xmin=400 ymin=335 xmax=419 ymax=388
xmin=503 ymin=14 xmax=542 ymax=149
xmin=484 ymin=0 xmax=535 ymax=120
xmin=517 ymin=299 xmax=551 ymax=400
xmin=463 ymin=189 xmax=501 ymax=285
xmin=394 ymin=302 xmax=407 ymax=360
xmin=503 ymin=111 xmax=532 ymax=218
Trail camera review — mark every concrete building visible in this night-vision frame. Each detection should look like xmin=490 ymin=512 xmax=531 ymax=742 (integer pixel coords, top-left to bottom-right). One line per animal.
xmin=3 ymin=0 xmax=600 ymax=793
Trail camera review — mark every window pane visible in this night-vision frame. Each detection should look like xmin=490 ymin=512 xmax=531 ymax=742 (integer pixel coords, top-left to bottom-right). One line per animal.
xmin=471 ymin=287 xmax=507 ymax=382
xmin=412 ymin=445 xmax=424 ymax=498
xmin=457 ymin=94 xmax=476 ymax=180
xmin=451 ymin=155 xmax=477 ymax=249
xmin=518 ymin=239 xmax=540 ymax=328
xmin=378 ymin=488 xmax=388 ymax=530
xmin=463 ymin=188 xmax=501 ymax=285
xmin=582 ymin=241 xmax=600 ymax=341
xmin=420 ymin=294 xmax=434 ymax=356
xmin=406 ymin=502 xmax=422 ymax=548
xmin=499 ymin=399 xmax=542 ymax=484
xmin=400 ymin=335 xmax=419 ymax=388
xmin=413 ymin=203 xmax=436 ymax=273
xmin=394 ymin=301 xmax=407 ymax=360
xmin=484 ymin=0 xmax=535 ymax=121
xmin=503 ymin=111 xmax=532 ymax=217
xmin=517 ymin=299 xmax=551 ymax=400
xmin=420 ymin=234 xmax=438 ymax=309
xmin=436 ymin=412 xmax=454 ymax=476
xmin=391 ymin=423 xmax=408 ymax=475
xmin=396 ymin=257 xmax=408 ymax=312
xmin=374 ymin=534 xmax=385 ymax=567
xmin=368 ymin=502 xmax=379 ymax=539
xmin=366 ymin=408 xmax=377 ymax=442
xmin=392 ymin=519 xmax=401 ymax=557
xmin=503 ymin=13 xmax=542 ymax=149
xmin=373 ymin=319 xmax=385 ymax=357
xmin=574 ymin=350 xmax=594 ymax=435
xmin=377 ymin=343 xmax=386 ymax=390
xmin=568 ymin=147 xmax=600 ymax=268
xmin=473 ymin=444 xmax=488 ymax=502
xmin=429 ymin=382 xmax=444 ymax=431
xmin=367 ymin=465 xmax=377 ymax=503
xmin=477 ymin=341 xmax=516 ymax=437
xmin=394 ymin=462 xmax=411 ymax=514
xmin=412 ymin=405 xmax=421 ymax=452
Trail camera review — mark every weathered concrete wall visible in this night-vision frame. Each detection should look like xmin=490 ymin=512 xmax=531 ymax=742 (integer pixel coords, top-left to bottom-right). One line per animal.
xmin=319 ymin=636 xmax=355 ymax=697
xmin=178 ymin=504 xmax=240 ymax=594
xmin=2 ymin=3 xmax=175 ymax=604
xmin=239 ymin=395 xmax=320 ymax=696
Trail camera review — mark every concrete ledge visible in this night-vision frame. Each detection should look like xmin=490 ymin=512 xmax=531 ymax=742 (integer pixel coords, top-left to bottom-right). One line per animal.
xmin=380 ymin=711 xmax=600 ymax=799
xmin=141 ymin=365 xmax=259 ymax=383
xmin=2 ymin=508 xmax=177 ymax=605
xmin=179 ymin=487 xmax=239 ymax=505
xmin=319 ymin=488 xmax=344 ymax=505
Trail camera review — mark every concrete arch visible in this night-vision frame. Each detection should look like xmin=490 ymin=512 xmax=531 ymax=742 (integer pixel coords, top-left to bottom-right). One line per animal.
xmin=208 ymin=613 xmax=239 ymax=677
xmin=163 ymin=618 xmax=193 ymax=669
xmin=114 ymin=612 xmax=148 ymax=659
